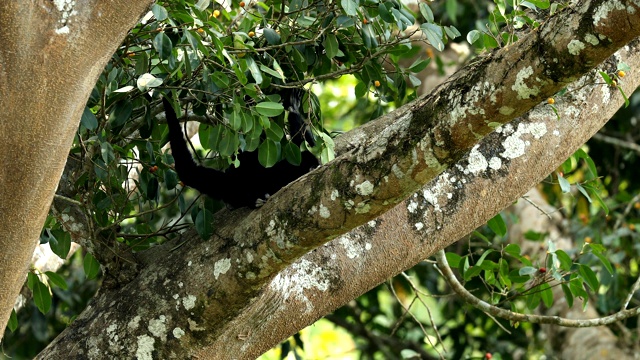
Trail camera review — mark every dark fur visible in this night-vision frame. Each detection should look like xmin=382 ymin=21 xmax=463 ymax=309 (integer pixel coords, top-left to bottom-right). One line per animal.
xmin=163 ymin=91 xmax=319 ymax=208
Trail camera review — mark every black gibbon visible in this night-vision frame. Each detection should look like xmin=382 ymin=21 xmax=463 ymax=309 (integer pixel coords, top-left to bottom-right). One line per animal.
xmin=162 ymin=90 xmax=319 ymax=208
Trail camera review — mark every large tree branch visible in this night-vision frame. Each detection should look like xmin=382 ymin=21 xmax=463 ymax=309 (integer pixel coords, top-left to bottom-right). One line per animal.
xmin=199 ymin=39 xmax=640 ymax=358
xmin=221 ymin=0 xmax=640 ymax=291
xmin=38 ymin=22 xmax=640 ymax=360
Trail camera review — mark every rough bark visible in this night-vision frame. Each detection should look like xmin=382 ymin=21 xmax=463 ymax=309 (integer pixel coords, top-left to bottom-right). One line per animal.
xmin=38 ymin=16 xmax=640 ymax=360
xmin=0 ymin=0 xmax=153 ymax=339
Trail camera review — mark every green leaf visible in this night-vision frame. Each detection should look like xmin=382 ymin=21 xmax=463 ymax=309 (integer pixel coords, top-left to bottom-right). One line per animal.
xmin=599 ymin=71 xmax=612 ymax=85
xmin=258 ymin=139 xmax=280 ymax=168
xmin=421 ymin=23 xmax=444 ymax=51
xmin=263 ymin=28 xmax=281 ymax=45
xmin=472 ymin=230 xmax=491 ymax=244
xmin=476 ymin=249 xmax=494 ymax=267
xmin=575 ymin=183 xmax=592 ymax=203
xmin=32 ymin=278 xmax=52 ymax=314
xmin=445 ymin=252 xmax=462 ymax=268
xmin=195 ymin=0 xmax=210 ymax=11
xmin=101 ymin=141 xmax=115 ymax=164
xmin=27 ymin=272 xmax=38 ymax=290
xmin=618 ymin=86 xmax=630 ymax=107
xmin=399 ymin=8 xmax=415 ymax=25
xmin=44 ymin=271 xmax=68 ymax=290
xmin=525 ymin=288 xmax=541 ymax=310
xmin=265 ymin=122 xmax=284 ymax=142
xmin=289 ymin=0 xmax=303 ymax=11
xmin=487 ymin=213 xmax=507 ymax=236
xmin=561 ymin=283 xmax=574 ymax=308
xmin=504 ymin=244 xmax=521 ymax=257
xmin=164 ymin=169 xmax=179 ymax=190
xmin=284 ymin=142 xmax=302 ymax=165
xmin=323 ymin=33 xmax=339 ymax=59
xmin=195 ymin=209 xmax=214 ymax=239
xmin=555 ymin=250 xmax=573 ymax=271
xmin=446 ymin=0 xmax=457 ymax=24
xmin=557 ymin=173 xmax=571 ymax=193
xmin=583 ymin=184 xmax=609 ymax=215
xmin=509 ymin=269 xmax=530 ymax=283
xmin=218 ymin=128 xmax=240 ymax=157
xmin=49 ymin=229 xmax=71 ymax=259
xmin=408 ymin=58 xmax=430 ymax=73
xmin=419 ymin=3 xmax=434 ymax=22
xmin=255 ymin=102 xmax=284 ymax=117
xmin=467 ymin=30 xmax=481 ymax=45
xmin=361 ymin=24 xmax=379 ymax=48
xmin=391 ymin=8 xmax=410 ymax=30
xmin=379 ymin=3 xmax=394 ymax=23
xmin=483 ymin=33 xmax=499 ymax=49
xmin=444 ymin=26 xmax=461 ymax=39
xmin=578 ymin=264 xmax=599 ymax=292
xmin=518 ymin=266 xmax=538 ymax=276
xmin=153 ymin=31 xmax=173 ymax=60
xmin=355 ymin=81 xmax=368 ymax=98
xmin=259 ymin=64 xmax=286 ymax=81
xmin=8 ymin=309 xmax=18 ymax=332
xmin=83 ymin=252 xmax=100 ymax=280
xmin=524 ymin=230 xmax=545 ymax=241
xmin=229 ymin=110 xmax=242 ymax=131
xmin=340 ymin=0 xmax=358 ymax=16
xmin=591 ymin=251 xmax=614 ymax=275
xmin=245 ymin=57 xmax=263 ymax=85
xmin=496 ymin=0 xmax=506 ymax=16
xmin=498 ymin=258 xmax=511 ymax=287
xmin=152 ymin=4 xmax=169 ymax=21
xmin=528 ymin=0 xmax=550 ymax=9
xmin=400 ymin=349 xmax=420 ymax=359
xmin=484 ymin=268 xmax=497 ymax=287
xmin=81 ymin=107 xmax=98 ymax=130
xmin=574 ymin=148 xmax=598 ymax=178
xmin=569 ymin=275 xmax=588 ymax=299
xmin=109 ymin=101 xmax=133 ymax=128
xmin=463 ymin=265 xmax=482 ymax=281
xmin=540 ymin=282 xmax=553 ymax=308
xmin=318 ymin=133 xmax=335 ymax=164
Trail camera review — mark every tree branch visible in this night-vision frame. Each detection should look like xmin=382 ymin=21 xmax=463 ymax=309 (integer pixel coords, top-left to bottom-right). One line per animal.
xmin=435 ymin=249 xmax=640 ymax=326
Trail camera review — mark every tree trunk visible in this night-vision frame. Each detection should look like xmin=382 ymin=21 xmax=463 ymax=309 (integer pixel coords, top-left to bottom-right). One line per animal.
xmin=0 ymin=0 xmax=153 ymax=340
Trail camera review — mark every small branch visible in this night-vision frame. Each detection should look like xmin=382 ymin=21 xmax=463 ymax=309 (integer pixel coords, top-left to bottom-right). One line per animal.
xmin=623 ymin=275 xmax=640 ymax=310
xmin=435 ymin=249 xmax=640 ymax=327
xmin=53 ymin=194 xmax=83 ymax=208
xmin=592 ymin=132 xmax=640 ymax=155
xmin=520 ymin=195 xmax=554 ymax=220
xmin=614 ymin=193 xmax=640 ymax=230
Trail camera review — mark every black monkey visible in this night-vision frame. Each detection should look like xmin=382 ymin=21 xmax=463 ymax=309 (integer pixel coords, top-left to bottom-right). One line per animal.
xmin=162 ymin=90 xmax=319 ymax=208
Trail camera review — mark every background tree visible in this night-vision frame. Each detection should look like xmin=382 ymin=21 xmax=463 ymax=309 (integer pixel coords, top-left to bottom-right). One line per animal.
xmin=1 ymin=0 xmax=640 ymax=359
